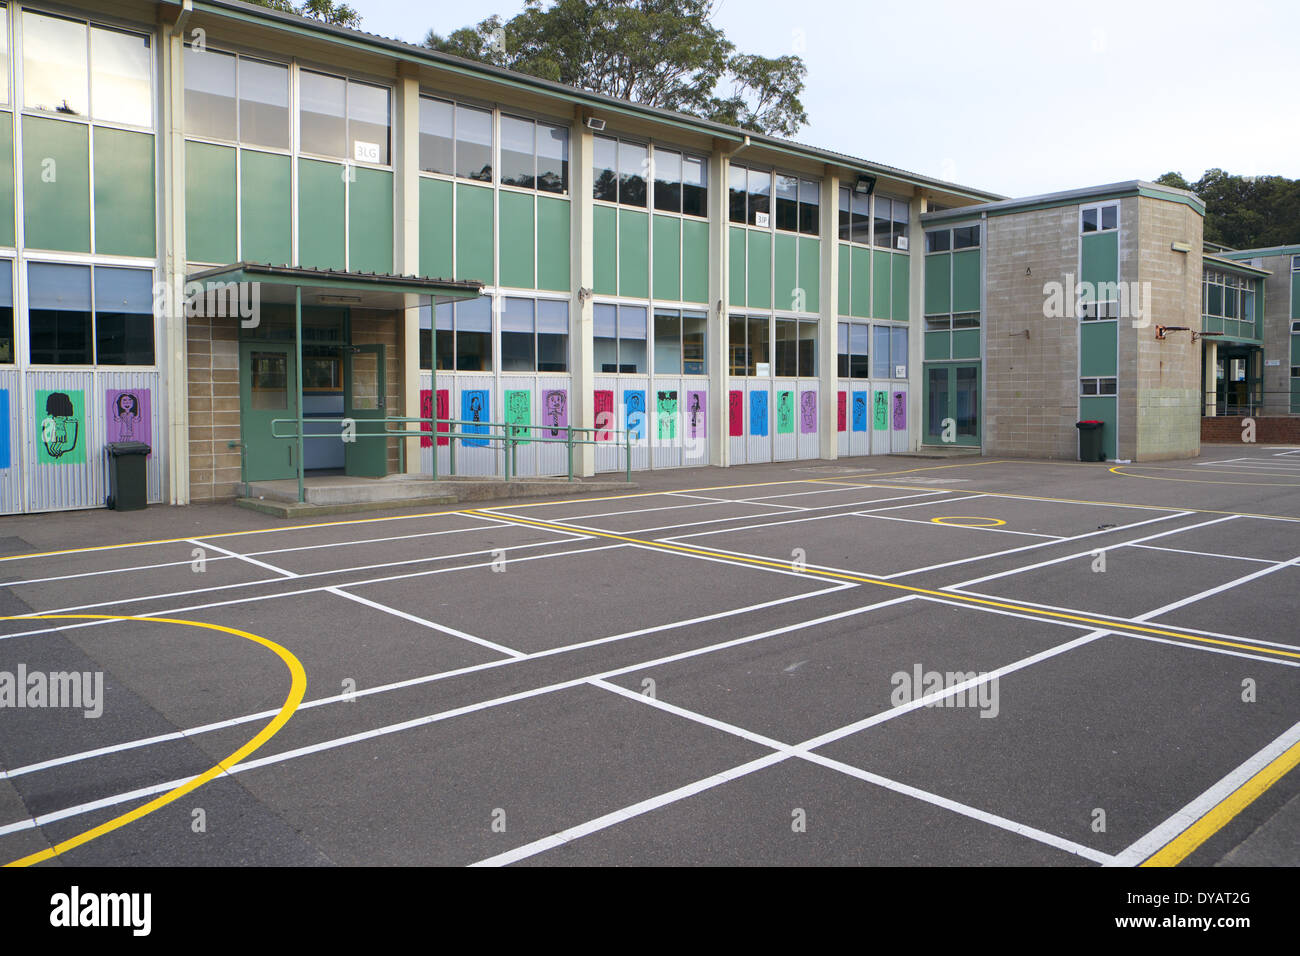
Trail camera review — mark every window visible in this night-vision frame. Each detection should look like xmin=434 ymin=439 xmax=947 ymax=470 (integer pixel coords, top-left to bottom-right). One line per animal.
xmin=238 ymin=58 xmax=290 ymax=150
xmin=731 ymin=164 xmax=773 ymax=227
xmin=892 ymin=199 xmax=910 ymax=250
xmin=775 ymin=174 xmax=799 ymax=232
xmin=537 ymin=299 xmax=569 ymax=371
xmin=418 ymin=97 xmax=453 ymax=175
xmin=594 ymin=304 xmax=647 ymax=373
xmin=346 ymin=81 xmax=390 ymax=165
xmin=0 ymin=6 xmax=9 ymax=105
xmin=798 ymin=319 xmax=817 ymax=376
xmin=682 ymin=156 xmax=707 ymax=218
xmin=953 ymin=224 xmax=980 ymax=249
xmin=654 ymin=150 xmax=682 ymax=214
xmin=874 ymin=196 xmax=908 ymax=249
xmin=1292 ymin=255 xmax=1299 ymax=273
xmin=1080 ymin=377 xmax=1117 ymax=396
xmin=455 ymin=104 xmax=492 ymax=181
xmin=23 ymin=12 xmax=88 ymax=117
xmin=798 ymin=180 xmax=819 ymax=236
xmin=499 ymin=114 xmax=569 ymax=193
xmin=729 ymin=313 xmax=772 ymax=376
xmin=27 ymin=263 xmax=156 ymax=366
xmin=299 ymin=70 xmax=346 ymax=158
xmin=495 ymin=296 xmax=569 ymax=372
xmin=839 ymin=187 xmax=871 ymax=245
xmin=872 ymin=325 xmax=908 ymax=379
xmin=837 ymin=321 xmax=870 ymax=379
xmin=1082 ymin=203 xmax=1118 ymax=233
xmin=593 ymin=135 xmax=618 ymax=202
xmin=184 ymin=46 xmax=236 ymax=140
xmin=747 ymin=169 xmax=771 ymax=227
xmin=655 ymin=308 xmax=708 ymax=376
xmin=619 ymin=141 xmax=648 ymax=208
xmin=729 ymin=165 xmax=747 ymax=223
xmin=926 ymin=230 xmax=950 ymax=253
xmin=773 ymin=318 xmax=816 ymax=376
xmin=90 ymin=26 xmax=152 ymax=128
xmin=427 ymin=297 xmax=493 ymax=371
xmin=0 ymin=263 xmax=13 ymax=363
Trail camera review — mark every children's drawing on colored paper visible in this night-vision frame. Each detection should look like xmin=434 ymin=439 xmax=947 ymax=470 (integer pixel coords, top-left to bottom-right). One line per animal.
xmin=542 ymin=390 xmax=568 ymax=437
xmin=837 ymin=392 xmax=847 ymax=433
xmin=436 ymin=389 xmax=450 ymax=446
xmin=594 ymin=390 xmax=614 ymax=441
xmin=624 ymin=390 xmax=646 ymax=440
xmin=37 ymin=390 xmax=84 ymax=464
xmin=106 ymin=390 xmax=150 ymax=447
xmin=656 ymin=390 xmax=678 ymax=440
xmin=750 ymin=391 xmax=768 ymax=437
xmin=686 ymin=391 xmax=705 ymax=439
xmin=728 ymin=390 xmax=743 ymax=436
xmin=505 ymin=390 xmax=531 ymax=445
xmin=799 ymin=391 xmax=817 ymax=434
xmin=892 ymin=391 xmax=907 ymax=431
xmin=872 ymin=390 xmax=888 ymax=431
xmin=776 ymin=390 xmax=794 ymax=434
xmin=0 ymin=389 xmax=9 ymax=469
xmin=419 ymin=389 xmax=434 ymax=448
xmin=852 ymin=391 xmax=868 ymax=432
xmin=461 ymin=390 xmax=490 ymax=447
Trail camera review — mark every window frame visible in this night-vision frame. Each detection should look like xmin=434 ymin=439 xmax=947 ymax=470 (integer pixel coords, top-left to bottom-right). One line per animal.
xmin=25 ymin=259 xmax=157 ymax=368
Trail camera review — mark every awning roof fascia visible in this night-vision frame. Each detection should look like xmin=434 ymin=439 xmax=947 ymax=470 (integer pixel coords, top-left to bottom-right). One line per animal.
xmin=185 ymin=262 xmax=485 ymax=302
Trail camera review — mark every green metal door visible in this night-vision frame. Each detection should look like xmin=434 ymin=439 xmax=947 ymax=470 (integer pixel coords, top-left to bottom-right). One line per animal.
xmin=344 ymin=343 xmax=387 ymax=477
xmin=239 ymin=343 xmax=299 ymax=481
xmin=923 ymin=363 xmax=980 ymax=446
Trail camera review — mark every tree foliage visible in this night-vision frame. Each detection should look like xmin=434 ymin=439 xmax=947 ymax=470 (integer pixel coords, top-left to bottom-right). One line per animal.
xmin=1156 ymin=169 xmax=1300 ymax=249
xmin=426 ymin=0 xmax=808 ymax=137
xmin=244 ymin=0 xmax=361 ymax=29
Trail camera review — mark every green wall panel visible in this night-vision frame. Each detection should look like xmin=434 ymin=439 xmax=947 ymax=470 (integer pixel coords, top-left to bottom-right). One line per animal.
xmin=652 ymin=214 xmax=681 ymax=301
xmin=681 ymin=218 xmax=708 ymax=303
xmin=349 ymin=167 xmax=393 ymax=274
xmin=952 ymin=249 xmax=981 ymax=313
xmin=850 ymin=246 xmax=871 ymax=318
xmin=455 ymin=183 xmax=494 ymax=284
xmin=1292 ymin=274 xmax=1299 ymax=320
xmin=24 ymin=116 xmax=91 ymax=253
xmin=619 ymin=208 xmax=649 ymax=299
xmin=729 ymin=226 xmax=746 ymax=306
xmin=746 ymin=229 xmax=771 ymax=310
xmin=0 ymin=114 xmax=12 ymax=246
xmin=872 ymin=250 xmax=891 ymax=319
xmin=1080 ymin=320 xmax=1117 ymax=377
xmin=1078 ymin=396 xmax=1117 ymax=460
xmin=594 ymin=205 xmax=617 ymax=295
xmin=499 ymin=190 xmax=535 ymax=289
xmin=925 ymin=253 xmax=951 ymax=315
xmin=418 ymin=177 xmax=453 ymax=278
xmin=240 ymin=149 xmax=290 ymax=265
xmin=297 ymin=158 xmax=345 ymax=270
xmin=93 ymin=127 xmax=155 ymax=258
xmin=185 ymin=141 xmax=236 ymax=264
xmin=537 ymin=197 xmax=570 ymax=292
xmin=798 ymin=237 xmax=820 ymax=313
xmin=774 ymin=233 xmax=797 ymax=313
xmin=952 ymin=328 xmax=981 ymax=359
xmin=1291 ymin=335 xmax=1300 ymax=365
xmin=925 ymin=331 xmax=950 ymax=361
xmin=892 ymin=253 xmax=910 ymax=321
xmin=1080 ymin=231 xmax=1119 ymax=288
xmin=838 ymin=244 xmax=851 ymax=316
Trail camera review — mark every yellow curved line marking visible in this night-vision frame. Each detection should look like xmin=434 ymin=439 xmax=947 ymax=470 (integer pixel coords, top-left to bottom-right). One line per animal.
xmin=1141 ymin=736 xmax=1300 ymax=867
xmin=1109 ymin=465 xmax=1300 ymax=488
xmin=2 ymin=613 xmax=305 ymax=867
xmin=931 ymin=516 xmax=1006 ymax=527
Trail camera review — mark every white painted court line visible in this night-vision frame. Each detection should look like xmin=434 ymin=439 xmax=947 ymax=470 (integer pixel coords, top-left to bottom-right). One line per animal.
xmin=190 ymin=539 xmax=298 ymax=579
xmin=853 ymin=512 xmax=1063 ymax=539
xmin=0 ymin=596 xmax=913 ymax=835
xmin=1128 ymin=543 xmax=1280 ymax=565
xmin=658 ymin=492 xmax=967 ymax=542
xmin=943 ymin=515 xmax=1236 ymax=591
xmin=1107 ymin=719 xmax=1300 ymax=867
xmin=1133 ymin=553 xmax=1300 ymax=623
xmin=472 ymin=629 xmax=1113 ymax=867
xmin=327 ymin=587 xmax=526 ymax=659
xmin=0 ymin=582 xmax=855 ymax=781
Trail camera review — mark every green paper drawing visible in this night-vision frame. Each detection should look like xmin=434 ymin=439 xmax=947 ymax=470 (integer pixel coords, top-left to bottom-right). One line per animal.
xmin=37 ymin=389 xmax=85 ymax=464
xmin=656 ymin=390 xmax=678 ymax=440
xmin=504 ymin=389 xmax=531 ymax=446
xmin=776 ymin=390 xmax=795 ymax=434
xmin=872 ymin=390 xmax=888 ymax=430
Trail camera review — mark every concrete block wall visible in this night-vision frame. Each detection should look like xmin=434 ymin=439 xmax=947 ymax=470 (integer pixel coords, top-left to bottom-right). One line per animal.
xmin=350 ymin=310 xmax=405 ymax=475
xmin=1255 ymin=253 xmax=1295 ymax=414
xmin=186 ymin=313 xmax=243 ymax=502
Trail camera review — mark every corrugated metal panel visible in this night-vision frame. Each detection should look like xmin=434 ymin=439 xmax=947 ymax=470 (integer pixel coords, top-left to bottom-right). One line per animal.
xmin=535 ymin=375 xmax=571 ymax=478
xmin=890 ymin=384 xmax=909 ymax=454
xmin=729 ymin=382 xmax=746 ymax=465
xmin=746 ymin=380 xmax=771 ymax=464
xmin=98 ymin=369 xmax=165 ymax=503
xmin=797 ymin=379 xmax=819 ymax=460
xmin=773 ymin=384 xmax=797 ymax=462
xmin=682 ymin=379 xmax=708 ymax=468
xmin=0 ymin=369 xmax=24 ymax=514
xmin=25 ymin=370 xmax=101 ymax=512
xmin=651 ymin=377 xmax=681 ymax=470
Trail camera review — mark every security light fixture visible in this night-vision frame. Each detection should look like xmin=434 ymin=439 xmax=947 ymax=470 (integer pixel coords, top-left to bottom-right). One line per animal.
xmin=1170 ymin=240 xmax=1192 ymax=253
xmin=853 ymin=174 xmax=876 ymax=196
xmin=586 ymin=117 xmax=606 ymax=131
xmin=1154 ymin=325 xmax=1190 ymax=340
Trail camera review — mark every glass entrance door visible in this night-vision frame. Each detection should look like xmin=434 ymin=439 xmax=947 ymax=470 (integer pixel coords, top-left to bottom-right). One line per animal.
xmin=924 ymin=363 xmax=980 ymax=446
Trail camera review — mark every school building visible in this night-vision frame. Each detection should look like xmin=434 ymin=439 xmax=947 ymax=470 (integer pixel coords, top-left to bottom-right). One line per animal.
xmin=0 ymin=0 xmax=1295 ymax=515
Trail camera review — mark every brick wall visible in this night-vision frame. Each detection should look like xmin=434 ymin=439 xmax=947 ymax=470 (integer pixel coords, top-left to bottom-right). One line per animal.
xmin=187 ymin=313 xmax=242 ymax=502
xmin=1202 ymin=416 xmax=1300 ymax=444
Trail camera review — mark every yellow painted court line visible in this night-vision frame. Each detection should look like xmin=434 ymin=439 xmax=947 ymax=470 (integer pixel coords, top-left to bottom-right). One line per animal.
xmin=2 ymin=614 xmax=304 ymax=868
xmin=1110 ymin=465 xmax=1300 ymax=487
xmin=1141 ymin=736 xmax=1300 ymax=867
xmin=465 ymin=509 xmax=1300 ymax=662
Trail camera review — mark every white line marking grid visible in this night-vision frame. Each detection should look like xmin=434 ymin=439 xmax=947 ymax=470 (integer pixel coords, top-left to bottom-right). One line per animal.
xmin=0 ymin=474 xmax=1297 ymax=867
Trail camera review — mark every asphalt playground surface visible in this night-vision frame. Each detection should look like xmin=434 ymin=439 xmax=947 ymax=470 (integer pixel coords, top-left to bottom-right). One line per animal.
xmin=1 ymin=444 xmax=1298 ymax=867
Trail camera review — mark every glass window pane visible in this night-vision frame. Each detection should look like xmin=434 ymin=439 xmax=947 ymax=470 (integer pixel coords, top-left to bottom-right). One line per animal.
xmin=654 ymin=310 xmax=682 ymax=374
xmin=892 ymin=199 xmax=909 ymax=248
xmin=434 ymin=302 xmax=454 ymax=370
xmin=775 ymin=174 xmax=798 ymax=231
xmin=24 ymin=12 xmax=88 ymax=117
xmin=419 ymin=97 xmax=454 ymax=174
xmin=537 ymin=122 xmax=568 ymax=193
xmin=653 ymin=149 xmax=681 ymax=214
xmin=851 ymin=191 xmax=871 ymax=245
xmin=501 ymin=297 xmax=535 ymax=371
xmin=682 ymin=311 xmax=706 ymax=374
xmin=775 ymin=318 xmax=797 ymax=377
xmin=618 ymin=141 xmax=647 ymax=207
xmin=890 ymin=327 xmax=908 ymax=377
xmin=838 ymin=187 xmax=851 ymax=242
xmin=798 ymin=320 xmax=817 ymax=377
xmin=798 ymin=179 xmax=819 ymax=235
xmin=184 ymin=45 xmax=236 ymax=140
xmin=872 ymin=325 xmax=890 ymax=378
xmin=873 ymin=197 xmax=891 ymax=247
xmin=747 ymin=315 xmax=769 ymax=375
xmin=837 ymin=322 xmax=849 ymax=378
xmin=300 ymin=70 xmax=346 ymax=158
xmin=681 ymin=156 xmax=707 ymax=217
xmin=1101 ymin=204 xmax=1118 ymax=230
xmin=0 ymin=262 xmax=12 ymax=363
xmin=0 ymin=7 xmax=9 ymax=106
xmin=499 ymin=114 xmax=535 ymax=188
xmin=729 ymin=313 xmax=747 ymax=376
xmin=455 ymin=105 xmax=492 ymax=181
xmin=953 ymin=225 xmax=979 ymax=249
xmin=91 ymin=27 xmax=151 ymax=127
xmin=927 ymin=230 xmax=950 ymax=253
xmin=238 ymin=58 xmax=289 ymax=150
xmin=594 ymin=303 xmax=618 ymax=372
xmin=1082 ymin=208 xmax=1098 ymax=233
xmin=593 ymin=135 xmax=617 ymax=202
xmin=94 ymin=267 xmax=154 ymax=365
xmin=618 ymin=305 xmax=647 ymax=372
xmin=538 ymin=299 xmax=568 ymax=372
xmin=747 ymin=168 xmax=771 ymax=226
xmin=454 ymin=297 xmax=491 ymax=371
xmin=419 ymin=304 xmax=432 ymax=369
xmin=729 ymin=164 xmax=747 ymax=223
xmin=348 ymin=81 xmax=389 ymax=165
xmin=28 ymin=263 xmax=92 ymax=365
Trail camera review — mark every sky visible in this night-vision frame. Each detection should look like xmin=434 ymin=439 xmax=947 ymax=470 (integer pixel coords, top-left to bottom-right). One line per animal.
xmin=342 ymin=0 xmax=1300 ymax=198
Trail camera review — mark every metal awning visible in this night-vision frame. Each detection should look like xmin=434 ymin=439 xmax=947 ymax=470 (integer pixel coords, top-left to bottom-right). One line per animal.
xmin=185 ymin=262 xmax=484 ymax=309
